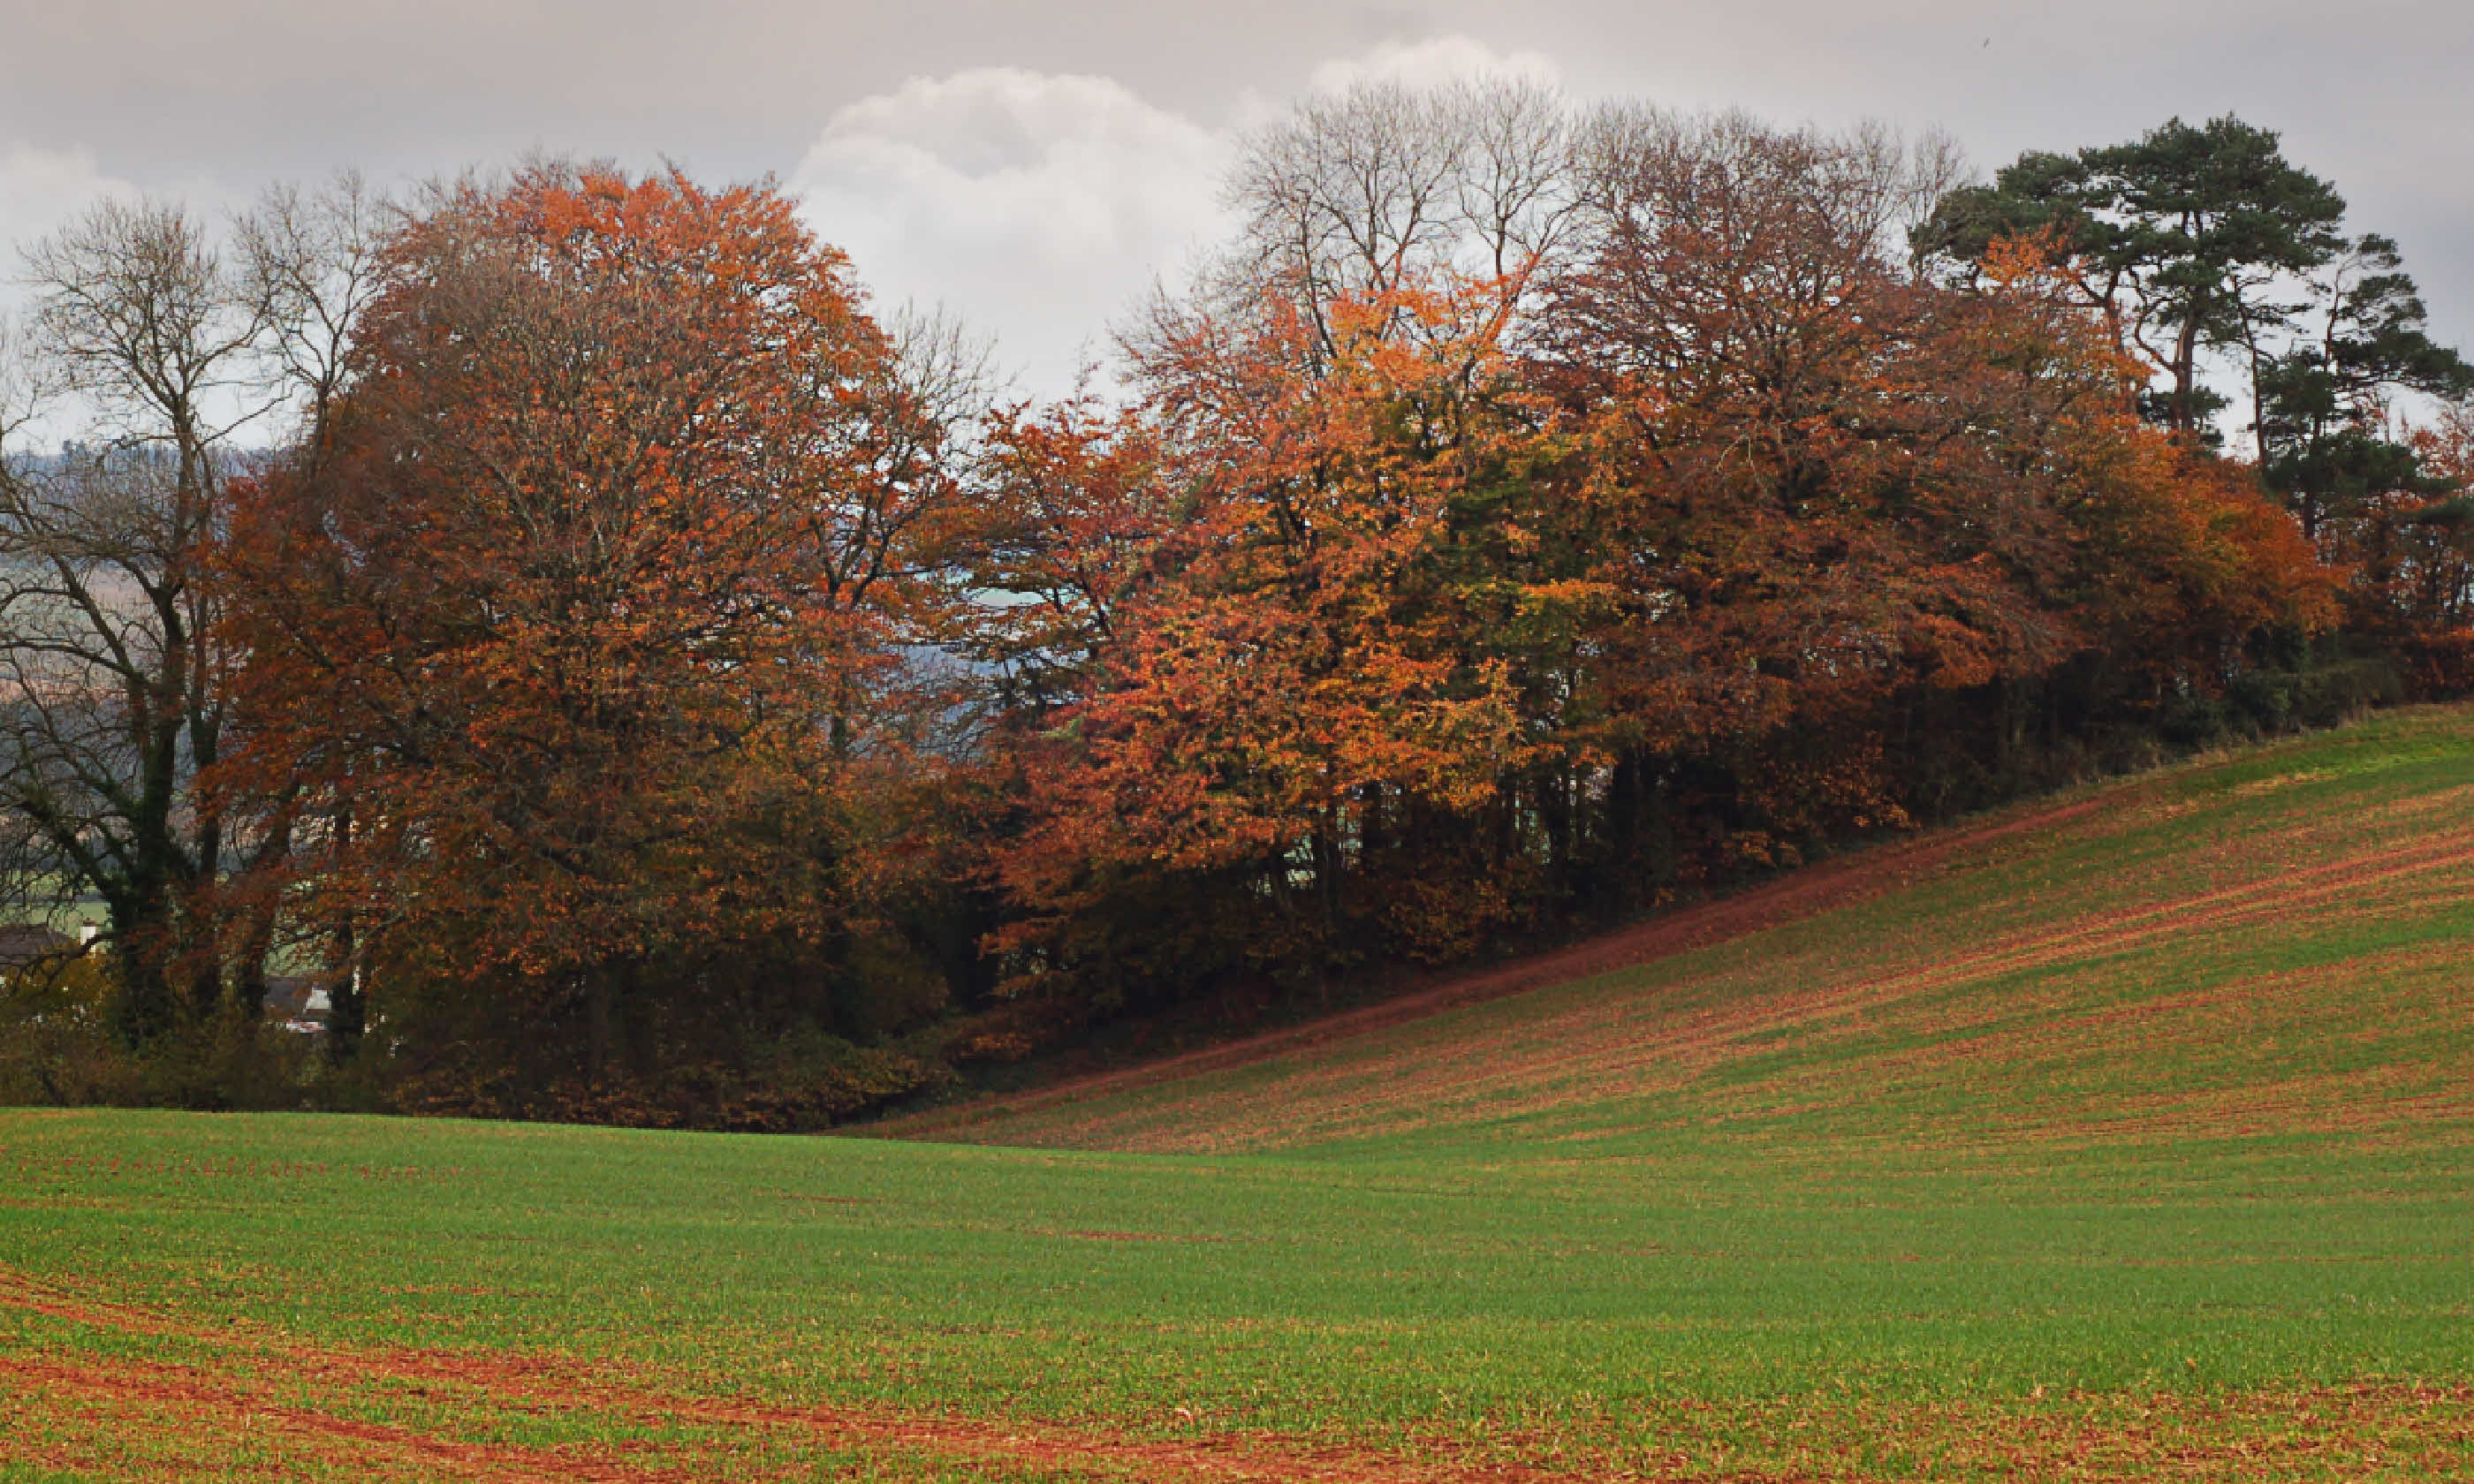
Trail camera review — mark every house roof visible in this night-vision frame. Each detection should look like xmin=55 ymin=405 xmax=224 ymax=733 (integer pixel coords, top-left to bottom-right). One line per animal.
xmin=262 ymin=975 xmax=330 ymax=1019
xmin=0 ymin=925 xmax=78 ymax=972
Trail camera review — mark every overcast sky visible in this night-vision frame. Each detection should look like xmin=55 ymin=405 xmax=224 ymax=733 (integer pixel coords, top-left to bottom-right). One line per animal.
xmin=4 ymin=1 xmax=2470 ymax=393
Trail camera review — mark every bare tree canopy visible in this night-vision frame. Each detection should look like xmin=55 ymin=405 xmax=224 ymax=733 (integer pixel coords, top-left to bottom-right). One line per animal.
xmin=0 ymin=184 xmax=381 ymax=1043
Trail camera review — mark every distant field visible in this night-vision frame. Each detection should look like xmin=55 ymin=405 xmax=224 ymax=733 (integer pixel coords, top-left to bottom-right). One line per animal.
xmin=4 ymin=707 xmax=2473 ymax=1480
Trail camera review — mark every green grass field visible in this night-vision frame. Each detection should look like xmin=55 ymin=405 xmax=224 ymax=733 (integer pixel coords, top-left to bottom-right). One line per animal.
xmin=5 ymin=707 xmax=2474 ymax=1480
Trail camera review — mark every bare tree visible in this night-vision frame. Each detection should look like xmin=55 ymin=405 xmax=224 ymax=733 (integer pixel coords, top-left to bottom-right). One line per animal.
xmin=1451 ymin=79 xmax=1584 ymax=281
xmin=237 ymin=171 xmax=390 ymax=467
xmin=1571 ymin=107 xmax=1950 ymax=267
xmin=0 ymin=185 xmax=380 ymax=1044
xmin=1192 ymin=78 xmax=1582 ymax=366
xmin=1550 ymin=107 xmax=1972 ymax=418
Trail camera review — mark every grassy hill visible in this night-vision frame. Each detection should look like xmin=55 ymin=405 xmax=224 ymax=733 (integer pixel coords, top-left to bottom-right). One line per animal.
xmin=4 ymin=707 xmax=2472 ymax=1481
xmin=905 ymin=704 xmax=2474 ymax=1158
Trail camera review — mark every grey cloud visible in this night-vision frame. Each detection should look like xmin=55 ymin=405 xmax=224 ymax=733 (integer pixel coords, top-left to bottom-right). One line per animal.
xmin=4 ymin=0 xmax=2470 ymax=360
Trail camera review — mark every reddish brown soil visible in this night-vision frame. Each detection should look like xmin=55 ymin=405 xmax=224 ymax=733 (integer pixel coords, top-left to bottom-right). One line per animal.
xmin=9 ymin=1272 xmax=2465 ymax=1482
xmin=1 ymin=1353 xmax=694 ymax=1483
xmin=0 ymin=1268 xmax=1586 ymax=1483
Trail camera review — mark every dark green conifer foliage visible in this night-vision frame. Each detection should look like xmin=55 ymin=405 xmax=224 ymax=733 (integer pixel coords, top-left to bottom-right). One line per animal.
xmin=2258 ymin=233 xmax=2474 ymax=544
xmin=1920 ymin=115 xmax=2349 ymax=440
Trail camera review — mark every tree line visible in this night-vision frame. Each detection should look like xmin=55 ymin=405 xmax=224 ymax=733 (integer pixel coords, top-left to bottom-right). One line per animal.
xmin=2 ymin=87 xmax=2467 ymax=1123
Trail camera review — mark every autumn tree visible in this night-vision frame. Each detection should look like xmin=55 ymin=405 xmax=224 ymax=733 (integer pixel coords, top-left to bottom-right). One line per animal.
xmin=968 ymin=398 xmax=1171 ymax=717
xmin=217 ymin=164 xmax=983 ymax=1106
xmin=990 ymin=281 xmax=1569 ymax=1006
xmin=1537 ymin=113 xmax=2098 ymax=870
xmin=2400 ymin=403 xmax=2474 ymax=644
xmin=981 ymin=101 xmax=2347 ymax=1032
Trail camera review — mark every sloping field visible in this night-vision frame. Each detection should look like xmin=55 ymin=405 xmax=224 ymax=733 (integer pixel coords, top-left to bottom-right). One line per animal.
xmin=4 ymin=707 xmax=2474 ymax=1481
xmin=908 ymin=707 xmax=2474 ymax=1157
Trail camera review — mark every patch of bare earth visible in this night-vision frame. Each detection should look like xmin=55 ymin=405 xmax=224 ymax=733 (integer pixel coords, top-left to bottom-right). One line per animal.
xmin=0 ymin=1268 xmax=1580 ymax=1482
xmin=0 ymin=1353 xmax=696 ymax=1483
xmin=7 ymin=1268 xmax=2468 ymax=1480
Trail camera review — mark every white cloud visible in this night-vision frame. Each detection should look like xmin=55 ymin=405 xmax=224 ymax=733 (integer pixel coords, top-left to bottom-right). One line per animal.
xmin=790 ymin=67 xmax=1234 ymax=396
xmin=1305 ymin=35 xmax=1564 ymax=95
xmin=1 ymin=144 xmax=141 ymax=447
xmin=787 ymin=36 xmax=1564 ymax=397
xmin=0 ymin=142 xmax=138 ymax=270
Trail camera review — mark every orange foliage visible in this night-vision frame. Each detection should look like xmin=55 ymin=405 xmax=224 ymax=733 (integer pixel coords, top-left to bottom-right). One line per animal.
xmin=216 ymin=165 xmax=969 ymax=1064
xmin=192 ymin=146 xmax=2367 ymax=1101
xmin=989 ymin=157 xmax=2349 ymax=1005
xmin=990 ymin=283 xmax=1574 ymax=980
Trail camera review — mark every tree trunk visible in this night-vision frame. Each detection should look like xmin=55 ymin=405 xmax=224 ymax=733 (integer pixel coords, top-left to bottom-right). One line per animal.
xmin=325 ymin=920 xmax=367 ymax=1061
xmin=586 ymin=973 xmax=615 ymax=1085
